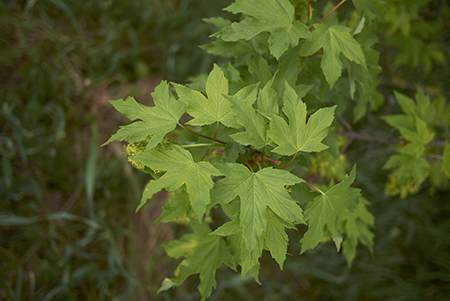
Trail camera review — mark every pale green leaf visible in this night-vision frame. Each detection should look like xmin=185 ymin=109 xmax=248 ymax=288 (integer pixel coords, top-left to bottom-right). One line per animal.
xmin=299 ymin=23 xmax=367 ymax=88
xmin=268 ymin=82 xmax=336 ymax=156
xmin=300 ymin=165 xmax=360 ymax=253
xmin=216 ymin=0 xmax=311 ymax=59
xmin=156 ymin=190 xmax=192 ymax=223
xmin=163 ymin=221 xmax=236 ymax=301
xmin=225 ymin=94 xmax=270 ymax=149
xmin=212 ymin=163 xmax=304 ymax=251
xmin=173 ymin=64 xmax=230 ymax=126
xmin=131 ymin=145 xmax=221 ymax=219
xmin=264 ymin=208 xmax=296 ymax=269
xmin=102 ymin=81 xmax=185 ymax=150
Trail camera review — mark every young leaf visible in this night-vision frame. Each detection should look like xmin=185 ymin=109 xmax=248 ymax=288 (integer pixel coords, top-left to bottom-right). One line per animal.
xmin=162 ymin=221 xmax=236 ymax=301
xmin=384 ymin=154 xmax=430 ymax=186
xmin=173 ymin=64 xmax=230 ymax=126
xmin=131 ymin=145 xmax=221 ymax=220
xmin=300 ymin=165 xmax=360 ymax=253
xmin=268 ymin=83 xmax=336 ymax=156
xmin=299 ymin=23 xmax=367 ymax=88
xmin=215 ymin=0 xmax=311 ymax=59
xmin=101 ymin=81 xmax=185 ymax=150
xmin=212 ymin=163 xmax=304 ymax=251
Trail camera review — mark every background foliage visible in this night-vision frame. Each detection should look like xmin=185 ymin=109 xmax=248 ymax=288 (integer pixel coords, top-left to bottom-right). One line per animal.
xmin=1 ymin=0 xmax=449 ymax=300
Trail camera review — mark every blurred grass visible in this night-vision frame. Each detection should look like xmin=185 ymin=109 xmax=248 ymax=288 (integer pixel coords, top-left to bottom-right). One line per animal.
xmin=1 ymin=0 xmax=450 ymax=300
xmin=0 ymin=0 xmax=230 ymax=300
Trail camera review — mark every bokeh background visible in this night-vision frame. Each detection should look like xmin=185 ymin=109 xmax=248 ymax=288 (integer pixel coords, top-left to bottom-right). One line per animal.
xmin=1 ymin=0 xmax=449 ymax=300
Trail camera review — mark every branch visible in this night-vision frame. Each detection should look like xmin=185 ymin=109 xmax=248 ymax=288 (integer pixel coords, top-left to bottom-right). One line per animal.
xmin=336 ymin=131 xmax=447 ymax=147
xmin=178 ymin=123 xmax=226 ymax=144
xmin=309 ymin=0 xmax=346 ymax=31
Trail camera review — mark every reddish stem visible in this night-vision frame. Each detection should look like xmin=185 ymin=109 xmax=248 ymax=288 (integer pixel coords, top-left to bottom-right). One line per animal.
xmin=281 ymin=152 xmax=298 ymax=170
xmin=199 ymin=122 xmax=219 ymax=162
xmin=178 ymin=123 xmax=226 ymax=144
xmin=239 ymin=153 xmax=253 ymax=171
xmin=307 ymin=0 xmax=310 ymax=21
xmin=309 ymin=0 xmax=347 ymax=31
xmin=303 ymin=182 xmax=325 ymax=195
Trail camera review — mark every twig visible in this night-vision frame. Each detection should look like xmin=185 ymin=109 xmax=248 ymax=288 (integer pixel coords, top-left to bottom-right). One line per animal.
xmin=178 ymin=123 xmax=226 ymax=144
xmin=303 ymin=182 xmax=325 ymax=195
xmin=281 ymin=152 xmax=298 ymax=170
xmin=199 ymin=122 xmax=219 ymax=162
xmin=239 ymin=153 xmax=253 ymax=171
xmin=309 ymin=0 xmax=346 ymax=31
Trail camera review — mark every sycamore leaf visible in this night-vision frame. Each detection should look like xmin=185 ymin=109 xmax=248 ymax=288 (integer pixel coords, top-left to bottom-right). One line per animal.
xmin=397 ymin=118 xmax=434 ymax=158
xmin=102 ymin=81 xmax=185 ymax=150
xmin=173 ymin=64 xmax=230 ymax=126
xmin=300 ymin=165 xmax=360 ymax=253
xmin=225 ymin=94 xmax=270 ymax=149
xmin=265 ymin=208 xmax=296 ymax=269
xmin=337 ymin=197 xmax=374 ymax=266
xmin=215 ymin=0 xmax=311 ymax=59
xmin=131 ymin=145 xmax=221 ymax=219
xmin=299 ymin=23 xmax=367 ymax=88
xmin=269 ymin=82 xmax=336 ymax=156
xmin=162 ymin=221 xmax=236 ymax=301
xmin=156 ymin=190 xmax=192 ymax=223
xmin=212 ymin=163 xmax=304 ymax=251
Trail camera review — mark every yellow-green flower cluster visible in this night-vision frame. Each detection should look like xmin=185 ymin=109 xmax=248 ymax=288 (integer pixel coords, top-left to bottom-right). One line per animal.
xmin=385 ymin=169 xmax=420 ymax=199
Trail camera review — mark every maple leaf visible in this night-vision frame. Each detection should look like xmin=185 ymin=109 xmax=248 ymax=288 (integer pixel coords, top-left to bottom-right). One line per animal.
xmin=225 ymin=94 xmax=271 ymax=149
xmin=131 ymin=145 xmax=221 ymax=219
xmin=212 ymin=163 xmax=304 ymax=251
xmin=300 ymin=165 xmax=360 ymax=253
xmin=214 ymin=0 xmax=311 ymax=59
xmin=337 ymin=197 xmax=374 ymax=266
xmin=173 ymin=64 xmax=230 ymax=126
xmin=101 ymin=81 xmax=185 ymax=151
xmin=268 ymin=82 xmax=336 ymax=156
xmin=299 ymin=23 xmax=367 ymax=88
xmin=160 ymin=221 xmax=236 ymax=301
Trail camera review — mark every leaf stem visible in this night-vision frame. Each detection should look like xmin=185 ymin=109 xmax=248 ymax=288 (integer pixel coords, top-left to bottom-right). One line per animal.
xmin=199 ymin=122 xmax=219 ymax=162
xmin=309 ymin=0 xmax=346 ymax=31
xmin=303 ymin=182 xmax=325 ymax=195
xmin=307 ymin=0 xmax=310 ymax=22
xmin=239 ymin=153 xmax=253 ymax=171
xmin=178 ymin=123 xmax=226 ymax=144
xmin=281 ymin=152 xmax=298 ymax=170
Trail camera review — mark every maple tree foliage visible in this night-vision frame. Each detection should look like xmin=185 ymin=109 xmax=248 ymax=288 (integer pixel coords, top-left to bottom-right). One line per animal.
xmin=103 ymin=0 xmax=450 ymax=299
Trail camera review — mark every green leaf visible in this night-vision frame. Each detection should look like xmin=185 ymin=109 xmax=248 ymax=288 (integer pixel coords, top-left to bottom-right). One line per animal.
xmin=212 ymin=163 xmax=304 ymax=251
xmin=264 ymin=208 xmax=296 ymax=269
xmin=131 ymin=145 xmax=221 ymax=219
xmin=216 ymin=0 xmax=311 ymax=59
xmin=397 ymin=118 xmax=434 ymax=158
xmin=163 ymin=221 xmax=236 ymax=301
xmin=299 ymin=23 xmax=367 ymax=88
xmin=225 ymin=94 xmax=270 ymax=149
xmin=384 ymin=154 xmax=430 ymax=186
xmin=173 ymin=64 xmax=230 ymax=126
xmin=300 ymin=165 xmax=360 ymax=253
xmin=156 ymin=190 xmax=192 ymax=223
xmin=102 ymin=81 xmax=185 ymax=150
xmin=268 ymin=82 xmax=336 ymax=156
xmin=338 ymin=197 xmax=374 ymax=266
